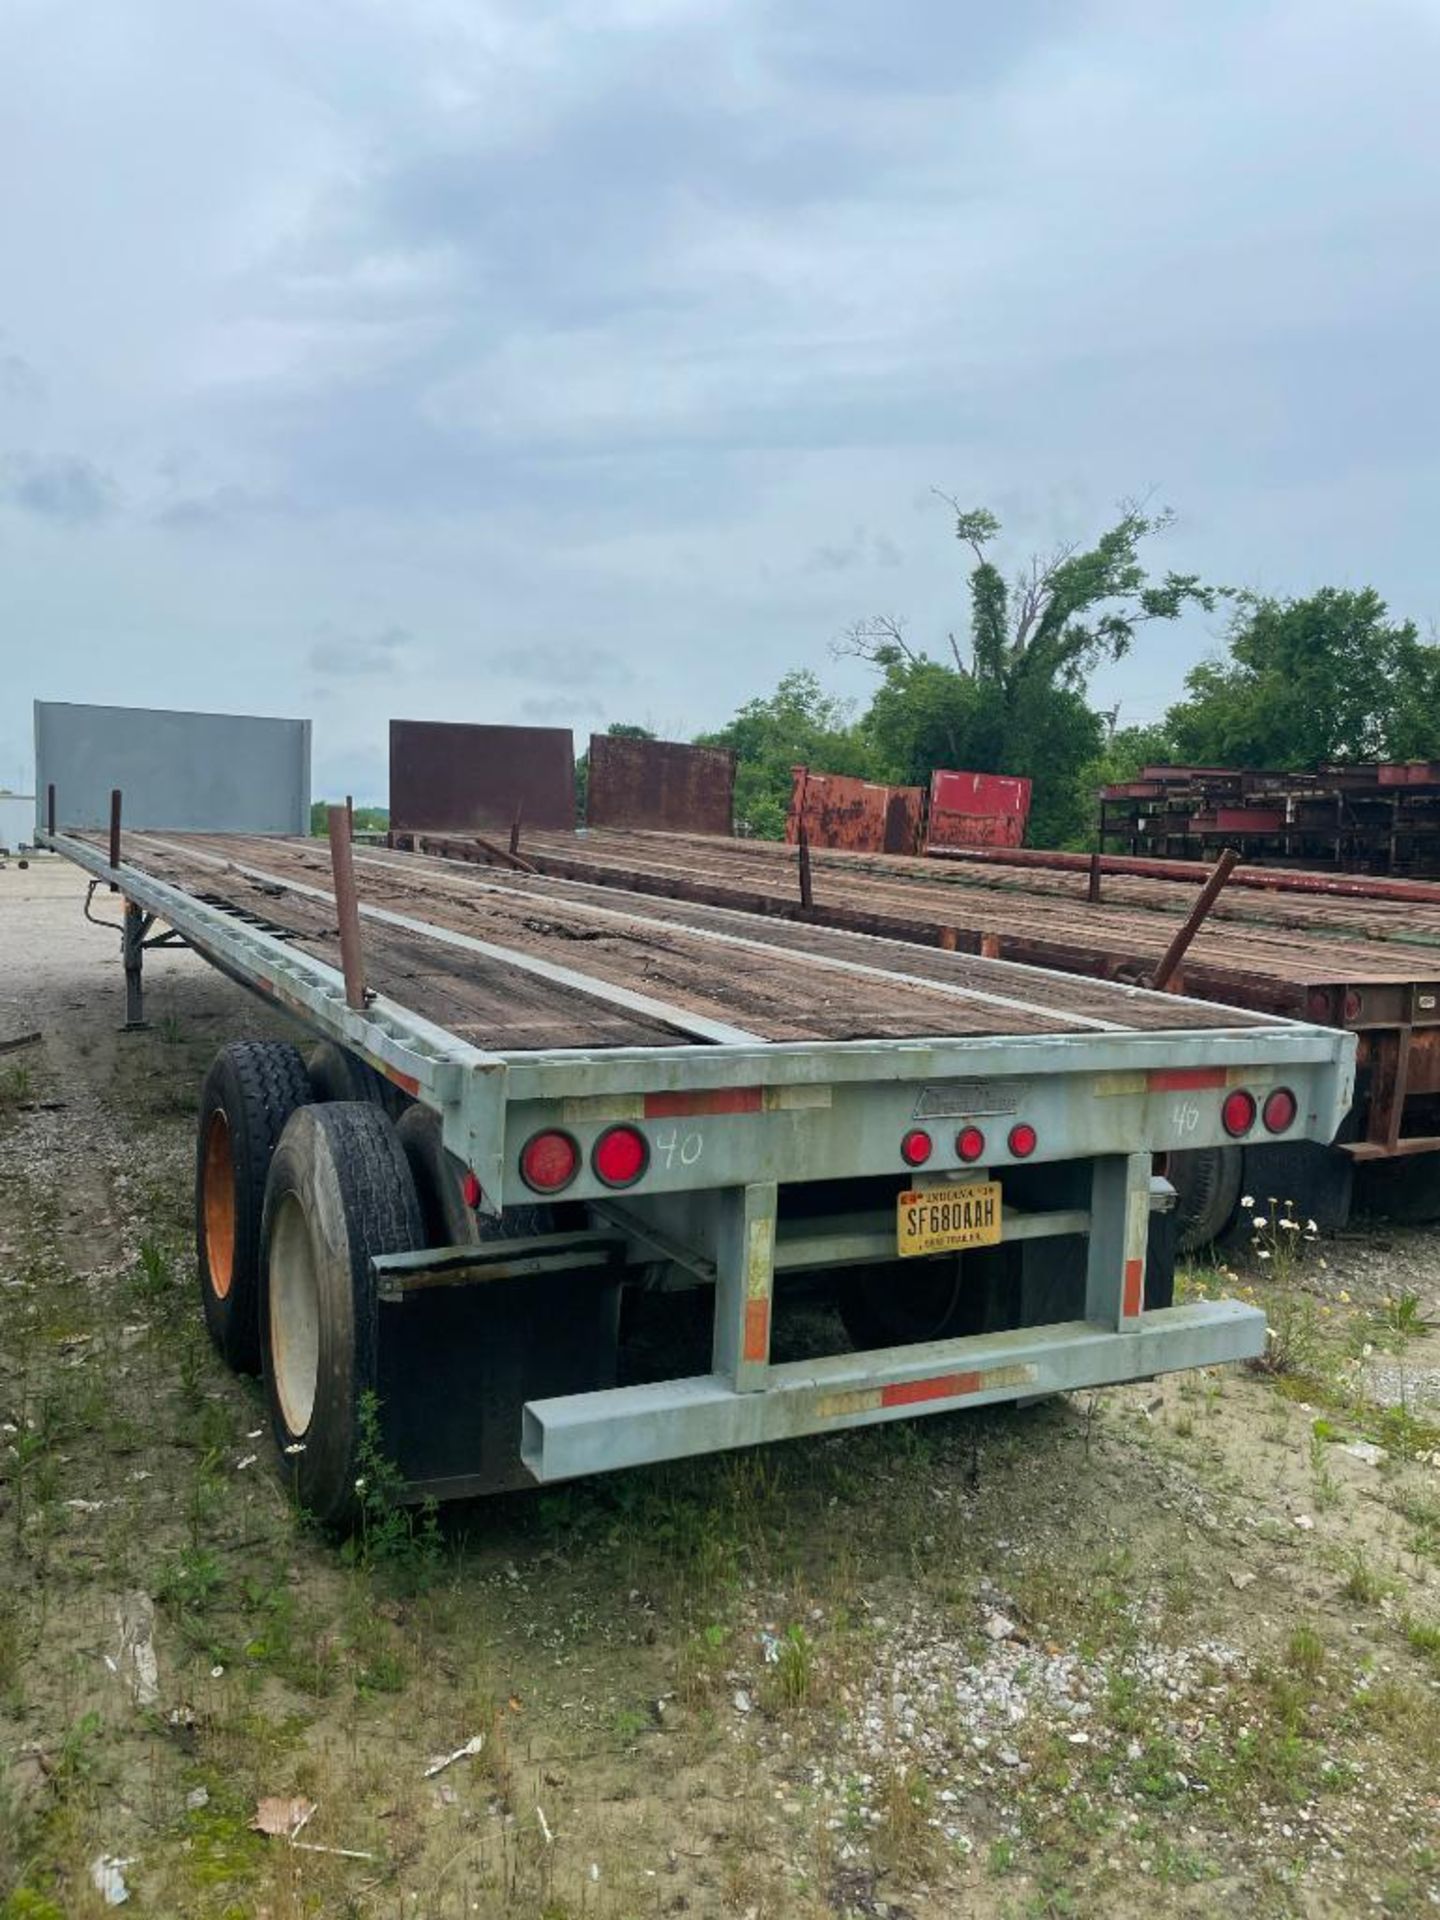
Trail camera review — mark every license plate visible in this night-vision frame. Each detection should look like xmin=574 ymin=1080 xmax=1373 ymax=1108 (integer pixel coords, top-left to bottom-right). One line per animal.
xmin=897 ymin=1182 xmax=1003 ymax=1258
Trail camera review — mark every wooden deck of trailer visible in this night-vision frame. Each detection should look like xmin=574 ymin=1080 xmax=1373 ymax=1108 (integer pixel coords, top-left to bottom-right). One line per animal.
xmin=71 ymin=831 xmax=1280 ymax=1054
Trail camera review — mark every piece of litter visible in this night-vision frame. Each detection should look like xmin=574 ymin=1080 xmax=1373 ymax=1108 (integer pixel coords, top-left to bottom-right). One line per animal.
xmin=247 ymin=1428 xmax=263 ymax=1439
xmin=422 ymin=1734 xmax=484 ymax=1779
xmin=292 ymin=1840 xmax=377 ymax=1861
xmin=589 ymin=1862 xmax=600 ymax=1882
xmin=250 ymin=1796 xmax=317 ymax=1840
xmin=537 ymin=1805 xmax=553 ymax=1846
xmin=115 ymin=1591 xmax=159 ymax=1707
xmin=65 ymin=1497 xmax=105 ymax=1512
xmin=983 ymin=1611 xmax=1019 ymax=1642
xmin=186 ymin=1787 xmax=209 ymax=1811
xmin=235 ymin=1455 xmax=257 ymax=1472
xmin=90 ymin=1855 xmax=134 ymax=1906
xmin=209 ymin=1665 xmax=224 ymax=1679
xmin=1229 ymin=1570 xmax=1256 ymax=1591
xmin=1294 ymin=1514 xmax=1315 ymax=1531
xmin=733 ymin=1689 xmax=752 ymax=1714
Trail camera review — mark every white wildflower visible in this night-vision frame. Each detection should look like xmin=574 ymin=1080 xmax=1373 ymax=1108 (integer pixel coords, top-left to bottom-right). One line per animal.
xmin=1257 ymin=1249 xmax=1271 ymax=1261
xmin=1253 ymin=1215 xmax=1268 ymax=1229
xmin=1241 ymin=1195 xmax=1254 ymax=1208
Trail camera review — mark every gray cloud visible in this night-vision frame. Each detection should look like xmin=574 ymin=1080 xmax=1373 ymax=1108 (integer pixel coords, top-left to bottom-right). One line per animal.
xmin=307 ymin=624 xmax=412 ymax=677
xmin=2 ymin=454 xmax=116 ymax=524
xmin=0 ymin=0 xmax=1437 ymax=789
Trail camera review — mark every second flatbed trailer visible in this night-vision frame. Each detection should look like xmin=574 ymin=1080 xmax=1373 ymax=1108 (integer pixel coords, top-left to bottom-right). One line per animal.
xmin=43 ymin=825 xmax=1354 ymax=1522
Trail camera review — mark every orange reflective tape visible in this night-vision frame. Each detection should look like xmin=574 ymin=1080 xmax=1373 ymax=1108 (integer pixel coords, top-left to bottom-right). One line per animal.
xmin=742 ymin=1298 xmax=771 ymax=1363
xmin=1148 ymin=1066 xmax=1226 ymax=1092
xmin=386 ymin=1067 xmax=421 ymax=1097
xmin=645 ymin=1087 xmax=763 ymax=1118
xmin=882 ymin=1371 xmax=981 ymax=1408
xmin=1123 ymin=1257 xmax=1144 ymax=1318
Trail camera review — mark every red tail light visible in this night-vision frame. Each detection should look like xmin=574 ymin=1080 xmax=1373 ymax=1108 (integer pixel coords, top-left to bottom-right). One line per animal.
xmin=1008 ymin=1122 xmax=1037 ymax=1158
xmin=956 ymin=1125 xmax=986 ymax=1163
xmin=461 ymin=1170 xmax=482 ymax=1208
xmin=1221 ymin=1090 xmax=1256 ymax=1138
xmin=592 ymin=1124 xmax=648 ymax=1188
xmin=520 ymin=1130 xmax=579 ymax=1193
xmin=1262 ymin=1087 xmax=1298 ymax=1134
xmin=901 ymin=1129 xmax=933 ymax=1168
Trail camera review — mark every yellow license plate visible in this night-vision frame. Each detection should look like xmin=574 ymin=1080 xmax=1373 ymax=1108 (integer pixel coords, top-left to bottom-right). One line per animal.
xmin=897 ymin=1182 xmax=1003 ymax=1258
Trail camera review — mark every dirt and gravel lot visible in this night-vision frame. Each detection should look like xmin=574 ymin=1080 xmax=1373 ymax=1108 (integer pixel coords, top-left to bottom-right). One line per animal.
xmin=2 ymin=857 xmax=1439 ymax=1919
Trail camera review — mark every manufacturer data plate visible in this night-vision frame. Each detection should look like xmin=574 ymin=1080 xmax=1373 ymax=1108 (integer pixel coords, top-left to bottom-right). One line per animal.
xmin=897 ymin=1181 xmax=1003 ymax=1258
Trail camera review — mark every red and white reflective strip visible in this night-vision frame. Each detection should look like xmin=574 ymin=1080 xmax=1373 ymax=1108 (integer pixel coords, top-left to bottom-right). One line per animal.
xmin=818 ymin=1361 xmax=1037 ymax=1420
xmin=1121 ymin=1175 xmax=1149 ymax=1322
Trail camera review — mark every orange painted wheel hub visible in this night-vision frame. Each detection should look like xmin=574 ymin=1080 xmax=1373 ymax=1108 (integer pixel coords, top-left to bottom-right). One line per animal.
xmin=202 ymin=1110 xmax=237 ymax=1299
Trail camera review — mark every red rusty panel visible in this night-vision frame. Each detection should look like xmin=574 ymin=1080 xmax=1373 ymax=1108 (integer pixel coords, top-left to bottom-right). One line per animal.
xmin=389 ymin=720 xmax=575 ymax=833
xmin=785 ymin=767 xmax=925 ymax=855
xmin=586 ymin=735 xmax=735 ymax=835
xmin=926 ymin=769 xmax=1032 ymax=851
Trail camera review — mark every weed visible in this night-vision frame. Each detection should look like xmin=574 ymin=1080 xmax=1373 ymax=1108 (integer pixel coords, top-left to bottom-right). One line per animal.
xmin=1339 ymin=1546 xmax=1388 ymax=1607
xmin=131 ymin=1236 xmax=177 ymax=1305
xmin=767 ymin=1624 xmax=816 ymax=1710
xmin=156 ymin=1014 xmax=184 ymax=1044
xmin=158 ymin=1544 xmax=226 ymax=1616
xmin=1405 ymin=1616 xmax=1440 ymax=1661
xmin=1374 ymin=1291 xmax=1429 ymax=1343
xmin=1286 ymin=1623 xmax=1325 ymax=1679
xmin=1309 ymin=1430 xmax=1342 ymax=1510
xmin=341 ymin=1390 xmax=442 ymax=1582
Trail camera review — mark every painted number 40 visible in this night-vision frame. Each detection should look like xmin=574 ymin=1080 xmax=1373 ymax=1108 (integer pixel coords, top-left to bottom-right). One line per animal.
xmin=654 ymin=1127 xmax=703 ymax=1168
xmin=1171 ymin=1098 xmax=1201 ymax=1136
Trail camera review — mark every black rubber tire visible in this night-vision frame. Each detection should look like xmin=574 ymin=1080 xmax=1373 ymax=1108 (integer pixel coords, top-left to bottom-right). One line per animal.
xmin=306 ymin=1041 xmax=407 ymax=1117
xmin=396 ymin=1105 xmax=555 ymax=1249
xmin=837 ymin=1255 xmax=983 ymax=1349
xmin=259 ymin=1102 xmax=427 ymax=1529
xmin=1167 ymin=1146 xmax=1244 ymax=1253
xmin=195 ymin=1040 xmax=312 ymax=1373
xmin=396 ymin=1105 xmax=483 ymax=1247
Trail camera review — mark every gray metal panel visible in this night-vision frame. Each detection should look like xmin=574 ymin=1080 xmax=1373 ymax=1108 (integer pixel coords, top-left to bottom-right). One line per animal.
xmin=0 ymin=795 xmax=35 ymax=849
xmin=34 ymin=701 xmax=310 ymax=834
xmin=389 ymin=719 xmax=575 ymax=833
xmin=586 ymin=735 xmax=735 ymax=834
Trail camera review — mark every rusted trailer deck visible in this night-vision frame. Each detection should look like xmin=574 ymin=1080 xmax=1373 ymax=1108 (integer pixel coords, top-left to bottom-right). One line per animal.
xmin=69 ymin=828 xmax=1272 ymax=1047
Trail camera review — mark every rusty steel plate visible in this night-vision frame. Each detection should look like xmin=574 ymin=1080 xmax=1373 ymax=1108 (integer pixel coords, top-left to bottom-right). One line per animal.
xmin=586 ymin=736 xmax=735 ymax=835
xmin=786 ymin=768 xmax=925 ymax=855
xmin=389 ymin=720 xmax=575 ymax=833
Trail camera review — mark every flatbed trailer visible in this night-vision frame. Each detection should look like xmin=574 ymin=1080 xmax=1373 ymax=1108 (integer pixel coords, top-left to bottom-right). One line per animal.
xmin=401 ymin=824 xmax=1440 ymax=1243
xmin=43 ymin=825 xmax=1354 ymax=1522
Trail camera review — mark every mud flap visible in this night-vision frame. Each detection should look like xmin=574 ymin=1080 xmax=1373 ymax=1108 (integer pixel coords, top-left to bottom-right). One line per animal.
xmin=376 ymin=1274 xmax=622 ymax=1500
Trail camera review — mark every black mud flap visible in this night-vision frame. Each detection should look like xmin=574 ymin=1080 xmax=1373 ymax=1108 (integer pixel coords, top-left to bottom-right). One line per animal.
xmin=376 ymin=1274 xmax=622 ymax=1501
xmin=1225 ymin=1140 xmax=1353 ymax=1241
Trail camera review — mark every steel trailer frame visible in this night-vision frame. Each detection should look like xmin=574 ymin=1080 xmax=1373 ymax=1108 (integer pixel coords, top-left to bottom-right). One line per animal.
xmin=43 ymin=828 xmax=1357 ymax=1486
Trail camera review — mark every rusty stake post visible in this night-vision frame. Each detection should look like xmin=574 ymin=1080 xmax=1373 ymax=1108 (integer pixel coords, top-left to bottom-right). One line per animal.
xmin=345 ymin=793 xmax=354 ymax=837
xmin=797 ymin=823 xmax=814 ymax=911
xmin=1088 ymin=851 xmax=1102 ymax=904
xmin=509 ymin=803 xmax=523 ymax=858
xmin=109 ymin=788 xmax=122 ymax=891
xmin=1148 ymin=847 xmax=1240 ymax=992
xmin=327 ymin=803 xmax=369 ymax=1010
xmin=46 ymin=783 xmax=56 ymax=835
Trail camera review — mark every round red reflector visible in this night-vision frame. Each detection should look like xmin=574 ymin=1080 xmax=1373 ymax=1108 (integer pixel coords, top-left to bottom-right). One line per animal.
xmin=1008 ymin=1122 xmax=1037 ymax=1158
xmin=592 ymin=1124 xmax=648 ymax=1188
xmin=956 ymin=1125 xmax=986 ymax=1163
xmin=1343 ymin=990 xmax=1363 ymax=1023
xmin=1221 ymin=1090 xmax=1257 ymax=1138
xmin=1263 ymin=1087 xmax=1298 ymax=1134
xmin=461 ymin=1170 xmax=482 ymax=1209
xmin=900 ymin=1129 xmax=933 ymax=1168
xmin=519 ymin=1130 xmax=579 ymax=1193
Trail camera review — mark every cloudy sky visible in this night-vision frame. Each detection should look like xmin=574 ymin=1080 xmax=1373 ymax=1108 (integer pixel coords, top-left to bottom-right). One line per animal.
xmin=2 ymin=0 xmax=1437 ymax=802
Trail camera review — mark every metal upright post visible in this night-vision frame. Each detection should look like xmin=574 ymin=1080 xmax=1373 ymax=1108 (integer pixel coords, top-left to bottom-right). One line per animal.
xmin=109 ymin=788 xmax=122 ymax=891
xmin=327 ymin=804 xmax=369 ymax=1011
xmin=797 ymin=824 xmax=814 ymax=911
xmin=713 ymin=1181 xmax=778 ymax=1392
xmin=47 ymin=784 xmax=56 ymax=835
xmin=122 ymin=902 xmax=149 ymax=1030
xmin=1085 ymin=1152 xmax=1150 ymax=1328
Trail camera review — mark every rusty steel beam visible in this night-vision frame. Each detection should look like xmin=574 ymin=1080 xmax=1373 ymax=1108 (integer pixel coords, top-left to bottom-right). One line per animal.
xmin=326 ymin=803 xmax=369 ymax=1011
xmin=1148 ymin=849 xmax=1241 ymax=992
xmin=928 ymin=842 xmax=1440 ymax=906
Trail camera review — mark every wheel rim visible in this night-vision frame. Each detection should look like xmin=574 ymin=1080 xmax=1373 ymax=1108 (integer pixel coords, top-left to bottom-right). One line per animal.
xmin=269 ymin=1191 xmax=321 ymax=1436
xmin=202 ymin=1110 xmax=237 ymax=1299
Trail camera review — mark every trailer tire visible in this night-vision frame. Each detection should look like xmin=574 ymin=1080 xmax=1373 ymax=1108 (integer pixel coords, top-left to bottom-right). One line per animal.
xmin=260 ymin=1102 xmax=426 ymax=1530
xmin=396 ymin=1105 xmax=554 ymax=1248
xmin=1167 ymin=1146 xmax=1244 ymax=1252
xmin=195 ymin=1040 xmax=313 ymax=1373
xmin=306 ymin=1041 xmax=406 ymax=1116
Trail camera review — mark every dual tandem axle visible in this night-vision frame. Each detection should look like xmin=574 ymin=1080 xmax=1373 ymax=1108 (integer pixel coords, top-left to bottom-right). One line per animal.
xmin=47 ymin=830 xmax=1356 ymax=1525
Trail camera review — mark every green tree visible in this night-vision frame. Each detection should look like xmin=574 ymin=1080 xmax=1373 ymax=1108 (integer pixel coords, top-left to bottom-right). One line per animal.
xmin=696 ymin=669 xmax=874 ymax=838
xmin=842 ymin=501 xmax=1213 ymax=846
xmin=1166 ymin=588 xmax=1440 ymax=768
